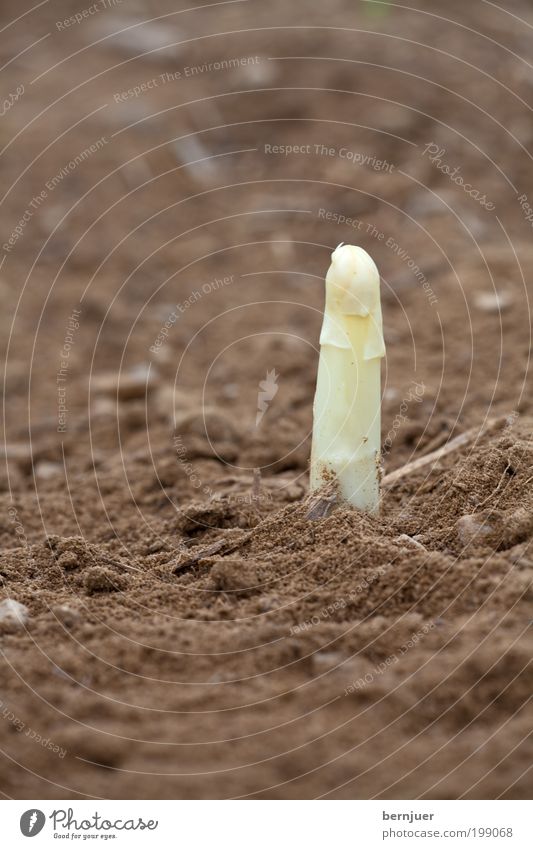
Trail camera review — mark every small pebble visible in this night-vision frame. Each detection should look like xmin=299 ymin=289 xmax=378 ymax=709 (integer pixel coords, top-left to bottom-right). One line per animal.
xmin=92 ymin=364 xmax=159 ymax=401
xmin=282 ymin=484 xmax=304 ymax=503
xmin=5 ymin=444 xmax=33 ymax=473
xmin=222 ymin=383 xmax=239 ymax=399
xmin=313 ymin=651 xmax=343 ymax=669
xmin=52 ymin=605 xmax=80 ymax=628
xmin=90 ymin=17 xmax=183 ymax=58
xmin=397 ymin=533 xmax=426 ymax=550
xmin=0 ymin=599 xmax=29 ymax=631
xmin=474 ymin=291 xmax=513 ymax=313
xmin=456 ymin=514 xmax=494 ymax=546
xmin=35 ymin=461 xmax=62 ymax=480
xmin=145 ymin=540 xmax=166 ymax=555
xmin=91 ymin=397 xmax=116 ymax=418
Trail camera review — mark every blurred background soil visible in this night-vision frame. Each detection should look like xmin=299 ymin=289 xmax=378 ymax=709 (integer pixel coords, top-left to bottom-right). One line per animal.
xmin=0 ymin=0 xmax=531 ymax=798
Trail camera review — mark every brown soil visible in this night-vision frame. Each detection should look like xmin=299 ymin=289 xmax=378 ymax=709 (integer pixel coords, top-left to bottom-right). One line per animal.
xmin=0 ymin=0 xmax=532 ymax=799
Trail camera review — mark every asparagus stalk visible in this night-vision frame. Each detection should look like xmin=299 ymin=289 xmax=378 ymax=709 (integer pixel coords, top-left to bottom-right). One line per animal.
xmin=310 ymin=244 xmax=385 ymax=512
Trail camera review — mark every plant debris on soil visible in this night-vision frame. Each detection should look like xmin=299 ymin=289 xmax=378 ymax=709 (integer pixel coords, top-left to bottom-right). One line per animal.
xmin=0 ymin=0 xmax=532 ymax=799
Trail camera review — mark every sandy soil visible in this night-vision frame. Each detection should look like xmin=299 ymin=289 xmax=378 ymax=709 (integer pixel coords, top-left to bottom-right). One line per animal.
xmin=0 ymin=0 xmax=532 ymax=798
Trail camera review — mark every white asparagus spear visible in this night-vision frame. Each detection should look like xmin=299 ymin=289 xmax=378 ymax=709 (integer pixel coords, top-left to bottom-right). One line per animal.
xmin=310 ymin=244 xmax=385 ymax=512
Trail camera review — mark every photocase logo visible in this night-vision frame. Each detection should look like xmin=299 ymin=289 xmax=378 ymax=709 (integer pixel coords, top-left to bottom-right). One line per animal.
xmin=20 ymin=809 xmax=46 ymax=837
xmin=255 ymin=369 xmax=279 ymax=426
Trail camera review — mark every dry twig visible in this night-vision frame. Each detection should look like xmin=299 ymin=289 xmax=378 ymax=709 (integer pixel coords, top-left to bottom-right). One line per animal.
xmin=383 ymin=415 xmax=508 ymax=488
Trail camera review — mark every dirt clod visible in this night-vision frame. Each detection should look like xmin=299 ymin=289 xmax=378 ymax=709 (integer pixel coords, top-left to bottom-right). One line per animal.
xmin=83 ymin=567 xmax=129 ymax=594
xmin=208 ymin=559 xmax=261 ymax=596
